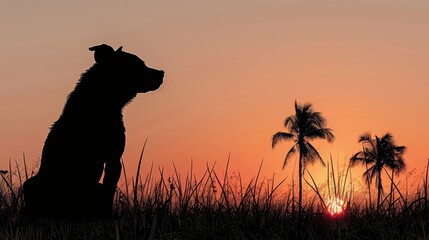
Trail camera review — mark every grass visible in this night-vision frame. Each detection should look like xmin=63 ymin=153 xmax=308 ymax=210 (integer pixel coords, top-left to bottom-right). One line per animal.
xmin=1 ymin=150 xmax=429 ymax=239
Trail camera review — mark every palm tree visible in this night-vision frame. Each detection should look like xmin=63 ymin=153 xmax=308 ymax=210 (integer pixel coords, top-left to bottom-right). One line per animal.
xmin=272 ymin=101 xmax=334 ymax=215
xmin=350 ymin=132 xmax=406 ymax=210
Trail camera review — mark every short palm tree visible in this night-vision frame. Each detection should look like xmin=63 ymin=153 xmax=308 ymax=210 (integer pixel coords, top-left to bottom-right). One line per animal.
xmin=350 ymin=132 xmax=406 ymax=210
xmin=272 ymin=101 xmax=334 ymax=215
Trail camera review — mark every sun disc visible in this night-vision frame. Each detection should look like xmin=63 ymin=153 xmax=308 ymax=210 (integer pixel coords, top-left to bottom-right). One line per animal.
xmin=326 ymin=197 xmax=346 ymax=217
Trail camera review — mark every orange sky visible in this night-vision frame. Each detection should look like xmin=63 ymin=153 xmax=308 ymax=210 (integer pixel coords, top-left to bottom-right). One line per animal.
xmin=1 ymin=1 xmax=428 ymax=196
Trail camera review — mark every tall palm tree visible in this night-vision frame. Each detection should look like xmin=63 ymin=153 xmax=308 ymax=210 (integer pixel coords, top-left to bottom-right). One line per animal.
xmin=350 ymin=132 xmax=406 ymax=210
xmin=272 ymin=101 xmax=334 ymax=215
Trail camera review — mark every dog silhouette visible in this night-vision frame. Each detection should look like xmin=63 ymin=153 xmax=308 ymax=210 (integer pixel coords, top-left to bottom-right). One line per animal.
xmin=23 ymin=44 xmax=164 ymax=218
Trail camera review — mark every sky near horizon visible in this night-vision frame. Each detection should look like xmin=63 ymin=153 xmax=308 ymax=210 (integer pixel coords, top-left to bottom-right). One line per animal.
xmin=1 ymin=1 xmax=428 ymax=194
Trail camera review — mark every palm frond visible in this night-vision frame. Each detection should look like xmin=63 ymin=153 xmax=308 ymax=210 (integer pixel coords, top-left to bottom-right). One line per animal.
xmin=350 ymin=152 xmax=366 ymax=166
xmin=350 ymin=151 xmax=376 ymax=166
xmin=282 ymin=145 xmax=297 ymax=169
xmin=301 ymin=102 xmax=313 ymax=113
xmin=305 ymin=142 xmax=325 ymax=167
xmin=271 ymin=132 xmax=294 ymax=148
xmin=284 ymin=116 xmax=298 ymax=133
xmin=365 ymin=149 xmax=377 ymax=161
xmin=358 ymin=132 xmax=373 ymax=145
xmin=380 ymin=132 xmax=393 ymax=144
xmin=363 ymin=165 xmax=377 ymax=185
xmin=306 ymin=128 xmax=335 ymax=143
xmin=394 ymin=145 xmax=406 ymax=154
xmin=392 ymin=157 xmax=406 ymax=175
xmin=307 ymin=111 xmax=326 ymax=128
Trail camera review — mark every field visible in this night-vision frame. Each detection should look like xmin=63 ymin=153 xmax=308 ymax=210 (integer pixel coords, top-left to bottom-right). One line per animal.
xmin=1 ymin=153 xmax=429 ymax=240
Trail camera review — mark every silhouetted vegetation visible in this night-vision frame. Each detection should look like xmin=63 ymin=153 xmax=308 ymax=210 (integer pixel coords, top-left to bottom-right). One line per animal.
xmin=272 ymin=101 xmax=334 ymax=217
xmin=350 ymin=132 xmax=406 ymax=211
xmin=1 ymin=151 xmax=429 ymax=239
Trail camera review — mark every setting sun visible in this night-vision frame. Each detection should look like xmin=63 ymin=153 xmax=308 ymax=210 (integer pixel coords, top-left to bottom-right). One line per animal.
xmin=326 ymin=197 xmax=346 ymax=217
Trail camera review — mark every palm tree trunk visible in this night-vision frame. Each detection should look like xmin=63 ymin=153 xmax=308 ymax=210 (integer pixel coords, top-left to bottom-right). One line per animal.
xmin=377 ymin=170 xmax=382 ymax=211
xmin=298 ymin=152 xmax=303 ymax=217
xmin=365 ymin=163 xmax=372 ymax=210
xmin=390 ymin=168 xmax=394 ymax=213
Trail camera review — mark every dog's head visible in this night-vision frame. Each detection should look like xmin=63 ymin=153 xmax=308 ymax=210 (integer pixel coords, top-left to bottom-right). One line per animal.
xmin=89 ymin=44 xmax=164 ymax=95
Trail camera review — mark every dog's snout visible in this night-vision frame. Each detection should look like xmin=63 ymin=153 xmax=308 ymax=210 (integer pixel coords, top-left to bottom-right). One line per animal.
xmin=159 ymin=70 xmax=165 ymax=77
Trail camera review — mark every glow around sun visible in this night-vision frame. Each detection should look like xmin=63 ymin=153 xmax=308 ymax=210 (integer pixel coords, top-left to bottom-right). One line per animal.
xmin=326 ymin=197 xmax=346 ymax=217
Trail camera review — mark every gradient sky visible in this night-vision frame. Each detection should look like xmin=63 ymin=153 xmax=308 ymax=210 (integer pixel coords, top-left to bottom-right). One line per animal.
xmin=1 ymin=1 xmax=428 ymax=194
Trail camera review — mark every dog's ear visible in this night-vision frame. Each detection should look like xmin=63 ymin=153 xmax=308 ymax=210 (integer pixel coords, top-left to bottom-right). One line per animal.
xmin=89 ymin=44 xmax=115 ymax=64
xmin=116 ymin=46 xmax=123 ymax=52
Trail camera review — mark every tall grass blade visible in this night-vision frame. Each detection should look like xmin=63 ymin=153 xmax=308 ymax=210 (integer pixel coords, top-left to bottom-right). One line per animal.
xmin=341 ymin=161 xmax=352 ymax=198
xmin=133 ymin=138 xmax=148 ymax=209
xmin=15 ymin=160 xmax=22 ymax=191
xmin=425 ymin=159 xmax=429 ymax=209
xmin=172 ymin=162 xmax=182 ymax=199
xmin=330 ymin=155 xmax=337 ymax=197
xmin=383 ymin=168 xmax=405 ymax=208
xmin=212 ymin=165 xmax=230 ymax=210
xmin=121 ymin=158 xmax=130 ymax=206
xmin=253 ymin=160 xmax=264 ymax=204
xmin=327 ymin=160 xmax=331 ymax=199
xmin=23 ymin=152 xmax=28 ymax=181
xmin=223 ymin=153 xmax=231 ymax=202
xmin=305 ymin=169 xmax=325 ymax=207
xmin=8 ymin=159 xmax=12 ymax=193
